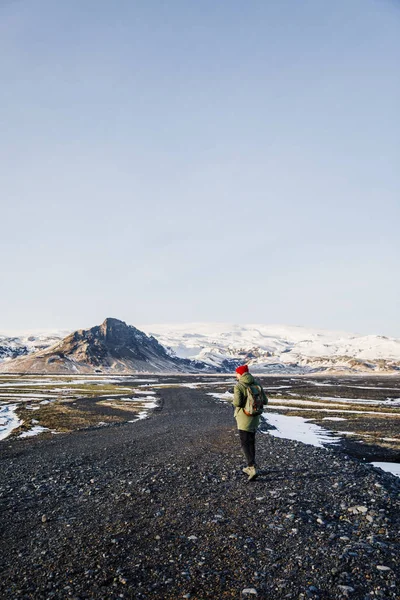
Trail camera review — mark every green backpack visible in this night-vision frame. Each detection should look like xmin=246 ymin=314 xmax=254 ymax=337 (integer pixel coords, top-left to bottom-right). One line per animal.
xmin=243 ymin=384 xmax=266 ymax=416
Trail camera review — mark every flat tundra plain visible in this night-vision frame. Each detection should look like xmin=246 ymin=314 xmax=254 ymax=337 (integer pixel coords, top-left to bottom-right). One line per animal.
xmin=0 ymin=375 xmax=399 ymax=599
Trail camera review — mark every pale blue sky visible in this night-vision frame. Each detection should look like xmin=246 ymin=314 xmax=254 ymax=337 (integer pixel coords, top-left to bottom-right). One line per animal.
xmin=1 ymin=0 xmax=399 ymax=336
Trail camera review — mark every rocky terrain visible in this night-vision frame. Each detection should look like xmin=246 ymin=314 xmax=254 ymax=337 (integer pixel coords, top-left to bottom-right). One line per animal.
xmin=0 ymin=386 xmax=399 ymax=599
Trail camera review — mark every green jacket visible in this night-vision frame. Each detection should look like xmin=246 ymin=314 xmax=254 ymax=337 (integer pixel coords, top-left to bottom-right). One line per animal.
xmin=232 ymin=372 xmax=268 ymax=432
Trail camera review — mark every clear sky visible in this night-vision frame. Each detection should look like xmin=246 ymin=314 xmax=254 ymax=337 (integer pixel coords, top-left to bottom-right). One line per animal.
xmin=1 ymin=0 xmax=399 ymax=336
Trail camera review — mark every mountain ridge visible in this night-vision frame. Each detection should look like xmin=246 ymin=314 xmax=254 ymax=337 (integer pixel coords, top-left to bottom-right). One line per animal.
xmin=1 ymin=320 xmax=399 ymax=374
xmin=140 ymin=322 xmax=400 ymax=374
xmin=0 ymin=318 xmax=222 ymax=374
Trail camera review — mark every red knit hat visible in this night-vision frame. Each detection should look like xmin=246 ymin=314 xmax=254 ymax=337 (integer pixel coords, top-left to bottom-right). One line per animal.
xmin=235 ymin=365 xmax=249 ymax=376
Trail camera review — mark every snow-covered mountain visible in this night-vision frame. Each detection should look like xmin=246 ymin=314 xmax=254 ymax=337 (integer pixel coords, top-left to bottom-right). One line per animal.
xmin=1 ymin=322 xmax=400 ymax=374
xmin=0 ymin=331 xmax=68 ymax=361
xmin=139 ymin=323 xmax=400 ymax=374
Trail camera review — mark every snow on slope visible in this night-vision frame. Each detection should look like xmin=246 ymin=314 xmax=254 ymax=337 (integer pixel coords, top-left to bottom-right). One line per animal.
xmin=0 ymin=331 xmax=69 ymax=360
xmin=139 ymin=323 xmax=400 ymax=372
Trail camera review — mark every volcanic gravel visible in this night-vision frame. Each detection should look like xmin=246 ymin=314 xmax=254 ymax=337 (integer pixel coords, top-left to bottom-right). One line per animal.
xmin=0 ymin=388 xmax=399 ymax=599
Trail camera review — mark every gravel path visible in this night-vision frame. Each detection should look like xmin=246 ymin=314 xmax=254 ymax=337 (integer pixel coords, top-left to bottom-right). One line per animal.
xmin=0 ymin=388 xmax=399 ymax=599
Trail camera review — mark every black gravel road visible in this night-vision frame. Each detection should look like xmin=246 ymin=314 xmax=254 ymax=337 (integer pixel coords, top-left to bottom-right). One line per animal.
xmin=0 ymin=388 xmax=399 ymax=600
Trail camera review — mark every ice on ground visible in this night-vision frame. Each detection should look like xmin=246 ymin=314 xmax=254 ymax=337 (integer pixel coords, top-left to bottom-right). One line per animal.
xmin=262 ymin=413 xmax=340 ymax=448
xmin=0 ymin=380 xmax=95 ymax=387
xmin=0 ymin=377 xmax=151 ymax=387
xmin=0 ymin=404 xmax=22 ymax=440
xmin=136 ymin=410 xmax=149 ymax=420
xmin=0 ymin=393 xmax=58 ymax=398
xmin=110 ymin=396 xmax=157 ymax=407
xmin=267 ymin=405 xmax=400 ymax=417
xmin=305 ymin=381 xmax=400 ymax=392
xmin=202 ymin=380 xmax=235 ymax=385
xmin=322 ymin=417 xmax=347 ymax=421
xmin=0 ymin=381 xmax=55 ymax=387
xmin=128 ymin=410 xmax=150 ymax=422
xmin=207 ymin=392 xmax=233 ymax=401
xmin=342 ymin=385 xmax=400 ymax=392
xmin=371 ymin=462 xmax=400 ymax=478
xmin=287 ymin=393 xmax=398 ymax=406
xmin=270 ymin=398 xmax=356 ymax=408
xmin=305 ymin=381 xmax=334 ymax=387
xmin=64 ymin=378 xmax=136 ymax=385
xmin=161 ymin=382 xmax=233 ymax=389
xmin=152 ymin=381 xmax=234 ymax=390
xmin=180 ymin=383 xmax=200 ymax=389
xmin=266 ymin=385 xmax=293 ymax=390
xmin=19 ymin=426 xmax=49 ymax=438
xmin=383 ymin=398 xmax=400 ymax=405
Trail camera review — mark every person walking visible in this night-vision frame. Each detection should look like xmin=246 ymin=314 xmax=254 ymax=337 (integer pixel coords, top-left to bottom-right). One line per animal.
xmin=231 ymin=364 xmax=268 ymax=481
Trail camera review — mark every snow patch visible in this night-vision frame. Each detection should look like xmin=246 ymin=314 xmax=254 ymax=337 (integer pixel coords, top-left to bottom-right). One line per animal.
xmin=262 ymin=413 xmax=339 ymax=448
xmin=207 ymin=392 xmax=233 ymax=402
xmin=371 ymin=462 xmax=400 ymax=477
xmin=0 ymin=404 xmax=22 ymax=440
xmin=19 ymin=426 xmax=49 ymax=438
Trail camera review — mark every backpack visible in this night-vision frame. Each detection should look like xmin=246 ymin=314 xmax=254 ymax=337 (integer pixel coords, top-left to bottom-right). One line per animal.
xmin=243 ymin=384 xmax=265 ymax=416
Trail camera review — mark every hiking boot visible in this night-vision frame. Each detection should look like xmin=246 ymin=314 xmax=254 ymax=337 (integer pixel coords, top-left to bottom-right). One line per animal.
xmin=247 ymin=466 xmax=257 ymax=481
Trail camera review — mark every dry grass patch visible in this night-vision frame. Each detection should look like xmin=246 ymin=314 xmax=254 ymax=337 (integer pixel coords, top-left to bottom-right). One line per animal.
xmin=68 ymin=384 xmax=135 ymax=396
xmin=16 ymin=403 xmax=122 ymax=434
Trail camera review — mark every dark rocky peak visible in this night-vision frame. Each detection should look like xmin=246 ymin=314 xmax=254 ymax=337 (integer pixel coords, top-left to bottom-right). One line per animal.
xmin=99 ymin=318 xmax=139 ymax=341
xmin=98 ymin=318 xmax=150 ymax=347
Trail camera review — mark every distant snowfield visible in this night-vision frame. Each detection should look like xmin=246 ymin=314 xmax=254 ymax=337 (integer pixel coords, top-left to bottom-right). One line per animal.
xmin=140 ymin=323 xmax=400 ymax=367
